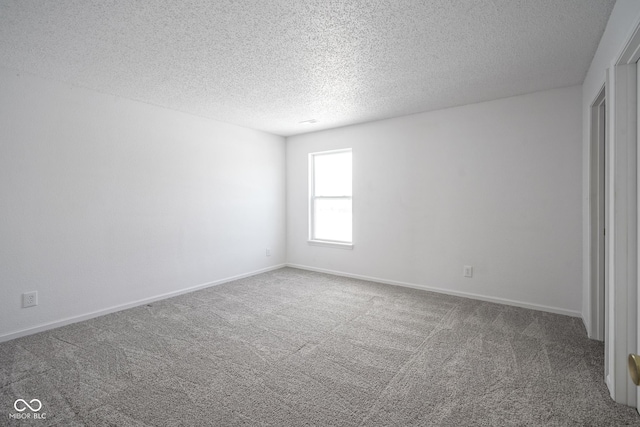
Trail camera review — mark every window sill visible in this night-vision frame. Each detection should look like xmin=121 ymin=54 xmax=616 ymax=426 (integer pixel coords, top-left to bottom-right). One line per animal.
xmin=307 ymin=240 xmax=354 ymax=250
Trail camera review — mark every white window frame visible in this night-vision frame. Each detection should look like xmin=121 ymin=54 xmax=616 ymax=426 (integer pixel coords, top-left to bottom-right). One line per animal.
xmin=308 ymin=148 xmax=353 ymax=249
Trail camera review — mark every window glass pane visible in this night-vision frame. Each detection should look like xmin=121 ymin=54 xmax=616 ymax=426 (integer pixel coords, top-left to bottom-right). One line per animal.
xmin=314 ymin=151 xmax=352 ymax=197
xmin=314 ymin=198 xmax=352 ymax=242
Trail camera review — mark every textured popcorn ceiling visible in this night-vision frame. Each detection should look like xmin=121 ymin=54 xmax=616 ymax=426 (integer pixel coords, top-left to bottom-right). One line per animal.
xmin=0 ymin=0 xmax=615 ymax=136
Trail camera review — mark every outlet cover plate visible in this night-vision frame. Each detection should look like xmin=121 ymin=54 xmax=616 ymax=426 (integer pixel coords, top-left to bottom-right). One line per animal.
xmin=22 ymin=291 xmax=38 ymax=308
xmin=463 ymin=266 xmax=473 ymax=278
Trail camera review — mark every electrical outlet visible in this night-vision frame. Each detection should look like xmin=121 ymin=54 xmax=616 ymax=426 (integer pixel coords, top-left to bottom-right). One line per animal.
xmin=22 ymin=291 xmax=38 ymax=308
xmin=266 ymin=248 xmax=271 ymax=257
xmin=463 ymin=266 xmax=473 ymax=278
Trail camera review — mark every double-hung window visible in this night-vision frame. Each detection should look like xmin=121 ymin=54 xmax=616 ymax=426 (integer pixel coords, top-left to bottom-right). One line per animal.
xmin=309 ymin=149 xmax=352 ymax=248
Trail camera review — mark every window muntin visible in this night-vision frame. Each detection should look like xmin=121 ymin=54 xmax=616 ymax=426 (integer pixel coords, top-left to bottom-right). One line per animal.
xmin=309 ymin=149 xmax=352 ymax=245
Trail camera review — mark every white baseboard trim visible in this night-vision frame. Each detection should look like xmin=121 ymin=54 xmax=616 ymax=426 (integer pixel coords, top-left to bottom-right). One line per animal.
xmin=286 ymin=263 xmax=581 ymax=318
xmin=0 ymin=264 xmax=286 ymax=343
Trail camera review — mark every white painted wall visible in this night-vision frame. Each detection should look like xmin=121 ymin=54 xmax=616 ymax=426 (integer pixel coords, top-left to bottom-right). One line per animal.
xmin=287 ymin=85 xmax=582 ymax=315
xmin=0 ymin=68 xmax=286 ymax=340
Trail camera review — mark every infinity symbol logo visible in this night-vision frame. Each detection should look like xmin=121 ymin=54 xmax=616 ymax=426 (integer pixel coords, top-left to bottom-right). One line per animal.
xmin=14 ymin=399 xmax=42 ymax=412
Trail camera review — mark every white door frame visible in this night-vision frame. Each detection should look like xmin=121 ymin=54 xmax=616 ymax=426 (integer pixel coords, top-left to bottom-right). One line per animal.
xmin=588 ymin=85 xmax=606 ymax=343
xmin=605 ymin=18 xmax=640 ymax=406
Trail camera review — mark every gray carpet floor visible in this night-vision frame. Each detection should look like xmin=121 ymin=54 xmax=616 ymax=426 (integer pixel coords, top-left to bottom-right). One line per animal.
xmin=1 ymin=267 xmax=639 ymax=426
